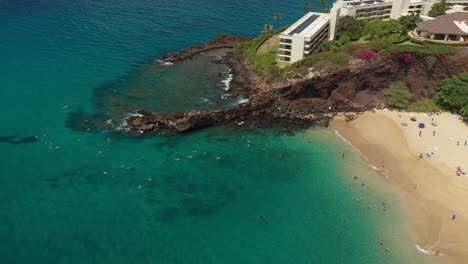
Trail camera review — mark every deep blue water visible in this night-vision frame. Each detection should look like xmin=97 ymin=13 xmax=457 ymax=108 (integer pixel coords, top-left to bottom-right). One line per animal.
xmin=0 ymin=1 xmax=425 ymax=263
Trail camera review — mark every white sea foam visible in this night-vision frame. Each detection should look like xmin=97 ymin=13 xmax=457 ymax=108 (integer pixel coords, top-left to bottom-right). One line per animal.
xmin=415 ymin=244 xmax=441 ymax=255
xmin=116 ymin=112 xmax=143 ymax=132
xmin=236 ymin=98 xmax=249 ymax=104
xmin=334 ymin=130 xmax=362 ymax=154
xmin=157 ymin=59 xmax=173 ymax=66
xmin=200 ymin=97 xmax=214 ymax=104
xmin=221 ymin=69 xmax=234 ymax=91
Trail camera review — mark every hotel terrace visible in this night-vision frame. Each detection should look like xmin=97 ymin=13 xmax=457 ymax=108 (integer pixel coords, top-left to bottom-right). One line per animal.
xmin=279 ymin=0 xmax=468 ymax=63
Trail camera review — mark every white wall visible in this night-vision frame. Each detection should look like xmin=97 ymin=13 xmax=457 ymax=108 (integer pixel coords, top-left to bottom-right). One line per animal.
xmin=290 ymin=34 xmax=305 ymax=63
xmin=329 ymin=6 xmax=341 ymax=40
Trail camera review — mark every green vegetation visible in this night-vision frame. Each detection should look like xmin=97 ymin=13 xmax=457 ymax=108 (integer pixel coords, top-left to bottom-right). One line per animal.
xmin=380 ymin=84 xmax=440 ymax=112
xmin=253 ymin=44 xmax=278 ymax=71
xmin=428 ymin=0 xmax=448 ymax=17
xmin=464 ymin=6 xmax=468 ymax=11
xmin=381 ymin=41 xmax=455 ymax=53
xmin=365 ymin=19 xmax=402 ymax=40
xmin=291 ymin=50 xmax=350 ymax=68
xmin=235 ymin=10 xmax=460 ymax=87
xmin=262 ymin=24 xmax=274 ymax=48
xmin=407 ymin=100 xmax=442 ymax=112
xmin=319 ymin=0 xmax=328 ymax=11
xmin=304 ymin=2 xmax=312 ymax=12
xmin=332 ymin=16 xmax=424 ymax=50
xmin=437 ymin=73 xmax=468 ymax=114
xmin=383 ymin=81 xmax=412 ymax=109
xmin=234 ymin=24 xmax=284 ymax=82
xmin=273 ymin=13 xmax=282 ymax=29
xmin=398 ymin=14 xmax=422 ymax=32
xmin=336 ymin=16 xmax=366 ymax=41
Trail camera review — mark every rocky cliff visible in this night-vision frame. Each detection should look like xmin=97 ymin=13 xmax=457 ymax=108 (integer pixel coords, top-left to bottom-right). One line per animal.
xmin=126 ymin=44 xmax=468 ymax=134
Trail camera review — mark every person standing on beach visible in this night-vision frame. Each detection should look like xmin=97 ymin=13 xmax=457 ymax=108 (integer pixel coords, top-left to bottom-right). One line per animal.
xmin=452 ymin=214 xmax=456 ymax=220
xmin=465 ymin=140 xmax=467 ymax=146
xmin=457 ymin=141 xmax=460 ymax=146
xmin=419 ymin=131 xmax=422 ymax=137
xmin=433 ymin=131 xmax=435 ymax=136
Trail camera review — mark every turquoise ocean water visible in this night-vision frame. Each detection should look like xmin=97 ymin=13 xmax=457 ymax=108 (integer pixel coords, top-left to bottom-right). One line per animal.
xmin=0 ymin=1 xmax=429 ymax=263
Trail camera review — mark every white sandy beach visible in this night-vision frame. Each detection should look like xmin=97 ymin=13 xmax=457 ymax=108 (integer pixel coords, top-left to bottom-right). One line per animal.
xmin=332 ymin=110 xmax=468 ymax=264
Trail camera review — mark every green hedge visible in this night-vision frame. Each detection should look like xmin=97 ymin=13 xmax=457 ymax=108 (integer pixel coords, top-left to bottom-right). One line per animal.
xmin=409 ymin=38 xmax=424 ymax=45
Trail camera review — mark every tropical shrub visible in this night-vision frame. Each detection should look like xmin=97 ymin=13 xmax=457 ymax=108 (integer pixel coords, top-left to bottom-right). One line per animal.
xmin=460 ymin=105 xmax=468 ymax=117
xmin=437 ymin=73 xmax=468 ymax=110
xmin=364 ymin=20 xmax=402 ymax=40
xmin=407 ymin=100 xmax=441 ymax=112
xmin=358 ymin=50 xmax=378 ymax=61
xmin=398 ymin=14 xmax=422 ymax=32
xmin=383 ymin=81 xmax=412 ymax=109
xmin=291 ymin=50 xmax=350 ymax=68
xmin=428 ymin=0 xmax=448 ymax=17
xmin=337 ymin=16 xmax=365 ymax=41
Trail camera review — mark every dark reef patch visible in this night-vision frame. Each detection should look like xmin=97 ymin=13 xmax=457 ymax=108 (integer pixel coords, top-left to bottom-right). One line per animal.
xmin=0 ymin=134 xmax=40 ymax=145
xmin=142 ymin=172 xmax=237 ymax=222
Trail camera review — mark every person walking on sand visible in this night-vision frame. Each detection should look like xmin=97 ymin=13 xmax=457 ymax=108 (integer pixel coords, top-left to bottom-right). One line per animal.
xmin=419 ymin=131 xmax=422 ymax=137
xmin=452 ymin=214 xmax=456 ymax=220
xmin=433 ymin=131 xmax=435 ymax=136
xmin=457 ymin=141 xmax=460 ymax=146
xmin=465 ymin=140 xmax=467 ymax=146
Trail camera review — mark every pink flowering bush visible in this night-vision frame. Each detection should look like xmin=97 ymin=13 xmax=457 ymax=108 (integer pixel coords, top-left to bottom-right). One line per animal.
xmin=358 ymin=50 xmax=378 ymax=62
xmin=399 ymin=53 xmax=413 ymax=64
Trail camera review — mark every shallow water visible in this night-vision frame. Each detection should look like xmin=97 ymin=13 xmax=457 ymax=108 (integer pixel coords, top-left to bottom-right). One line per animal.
xmin=0 ymin=1 xmax=429 ymax=263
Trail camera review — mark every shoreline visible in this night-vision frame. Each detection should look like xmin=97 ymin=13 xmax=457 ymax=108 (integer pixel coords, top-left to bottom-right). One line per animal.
xmin=123 ymin=34 xmax=468 ymax=135
xmin=332 ymin=110 xmax=468 ymax=264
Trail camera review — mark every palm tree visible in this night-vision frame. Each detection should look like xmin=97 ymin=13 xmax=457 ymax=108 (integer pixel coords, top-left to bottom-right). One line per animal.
xmin=320 ymin=0 xmax=328 ymax=10
xmin=304 ymin=2 xmax=312 ymax=12
xmin=273 ymin=13 xmax=282 ymax=29
xmin=263 ymin=24 xmax=274 ymax=48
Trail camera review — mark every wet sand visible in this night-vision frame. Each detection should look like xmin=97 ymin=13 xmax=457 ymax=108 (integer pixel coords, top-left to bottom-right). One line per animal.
xmin=332 ymin=110 xmax=468 ymax=264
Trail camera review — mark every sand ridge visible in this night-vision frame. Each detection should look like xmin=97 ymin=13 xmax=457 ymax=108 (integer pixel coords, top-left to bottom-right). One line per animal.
xmin=332 ymin=110 xmax=468 ymax=264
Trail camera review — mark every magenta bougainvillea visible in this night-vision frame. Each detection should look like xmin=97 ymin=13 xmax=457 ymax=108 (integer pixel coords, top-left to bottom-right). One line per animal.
xmin=358 ymin=50 xmax=379 ymax=62
xmin=400 ymin=53 xmax=413 ymax=64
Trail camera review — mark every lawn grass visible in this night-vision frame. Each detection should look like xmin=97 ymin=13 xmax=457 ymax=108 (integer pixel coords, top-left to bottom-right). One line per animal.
xmin=253 ymin=44 xmax=279 ymax=71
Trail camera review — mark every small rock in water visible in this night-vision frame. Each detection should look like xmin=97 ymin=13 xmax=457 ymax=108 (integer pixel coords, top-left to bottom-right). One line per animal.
xmin=284 ymin=129 xmax=295 ymax=136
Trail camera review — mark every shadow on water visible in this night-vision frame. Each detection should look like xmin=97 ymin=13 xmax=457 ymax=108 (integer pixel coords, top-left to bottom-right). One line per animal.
xmin=0 ymin=134 xmax=40 ymax=145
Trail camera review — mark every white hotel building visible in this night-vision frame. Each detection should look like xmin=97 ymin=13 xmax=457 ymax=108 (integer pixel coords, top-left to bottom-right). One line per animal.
xmin=279 ymin=0 xmax=468 ymax=63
